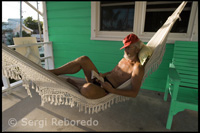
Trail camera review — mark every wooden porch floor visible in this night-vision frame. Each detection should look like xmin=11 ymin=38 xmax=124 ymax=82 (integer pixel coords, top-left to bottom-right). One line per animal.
xmin=2 ymin=77 xmax=198 ymax=131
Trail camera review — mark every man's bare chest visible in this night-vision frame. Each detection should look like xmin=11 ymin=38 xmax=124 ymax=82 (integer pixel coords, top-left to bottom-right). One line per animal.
xmin=110 ymin=59 xmax=133 ymax=78
xmin=118 ymin=59 xmax=134 ymax=73
xmin=106 ymin=62 xmax=132 ymax=87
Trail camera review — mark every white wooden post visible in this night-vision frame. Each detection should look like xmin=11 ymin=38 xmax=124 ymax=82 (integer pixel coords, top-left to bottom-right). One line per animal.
xmin=191 ymin=4 xmax=198 ymax=41
xmin=42 ymin=2 xmax=54 ymax=70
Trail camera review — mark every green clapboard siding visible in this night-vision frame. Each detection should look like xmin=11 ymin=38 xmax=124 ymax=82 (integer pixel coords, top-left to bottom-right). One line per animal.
xmin=46 ymin=1 xmax=177 ymax=92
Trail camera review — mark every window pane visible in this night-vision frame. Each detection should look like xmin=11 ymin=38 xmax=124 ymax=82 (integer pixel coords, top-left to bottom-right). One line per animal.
xmin=100 ymin=2 xmax=134 ymax=31
xmin=144 ymin=1 xmax=192 ymax=33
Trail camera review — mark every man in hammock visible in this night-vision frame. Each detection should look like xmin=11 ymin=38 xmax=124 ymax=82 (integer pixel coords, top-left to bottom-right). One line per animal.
xmin=49 ymin=34 xmax=144 ymax=99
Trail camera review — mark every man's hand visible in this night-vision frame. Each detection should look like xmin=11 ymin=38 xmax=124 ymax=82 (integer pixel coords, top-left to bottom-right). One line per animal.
xmin=99 ymin=81 xmax=114 ymax=93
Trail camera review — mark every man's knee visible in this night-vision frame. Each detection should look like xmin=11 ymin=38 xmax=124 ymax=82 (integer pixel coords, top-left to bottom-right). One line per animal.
xmin=80 ymin=83 xmax=93 ymax=98
xmin=76 ymin=56 xmax=90 ymax=63
xmin=80 ymin=83 xmax=106 ymax=99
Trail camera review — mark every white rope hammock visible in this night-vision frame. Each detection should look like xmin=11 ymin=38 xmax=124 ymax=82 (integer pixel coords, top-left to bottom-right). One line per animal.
xmin=2 ymin=1 xmax=187 ymax=114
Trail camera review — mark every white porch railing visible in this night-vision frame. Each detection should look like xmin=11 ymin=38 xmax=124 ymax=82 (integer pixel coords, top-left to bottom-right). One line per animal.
xmin=2 ymin=41 xmax=54 ymax=92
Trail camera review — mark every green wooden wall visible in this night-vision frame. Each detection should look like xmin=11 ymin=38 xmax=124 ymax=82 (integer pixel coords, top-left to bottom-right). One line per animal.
xmin=46 ymin=1 xmax=174 ymax=92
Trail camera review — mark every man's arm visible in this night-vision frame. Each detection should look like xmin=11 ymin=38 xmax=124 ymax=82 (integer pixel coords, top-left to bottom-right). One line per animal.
xmin=101 ymin=63 xmax=144 ymax=98
xmin=129 ymin=63 xmax=144 ymax=97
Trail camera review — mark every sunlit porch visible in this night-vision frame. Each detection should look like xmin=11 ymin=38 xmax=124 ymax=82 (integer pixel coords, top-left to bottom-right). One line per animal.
xmin=2 ymin=77 xmax=198 ymax=131
xmin=2 ymin=1 xmax=198 ymax=132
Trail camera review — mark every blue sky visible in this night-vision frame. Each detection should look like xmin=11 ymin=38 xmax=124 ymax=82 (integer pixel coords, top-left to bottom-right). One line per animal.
xmin=2 ymin=1 xmax=43 ymax=22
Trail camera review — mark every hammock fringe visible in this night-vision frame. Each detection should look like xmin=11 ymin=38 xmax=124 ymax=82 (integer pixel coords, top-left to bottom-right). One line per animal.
xmin=2 ymin=1 xmax=187 ymax=114
xmin=2 ymin=54 xmax=130 ymax=114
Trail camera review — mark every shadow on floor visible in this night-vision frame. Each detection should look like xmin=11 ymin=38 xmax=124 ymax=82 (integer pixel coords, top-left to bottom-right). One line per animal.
xmin=2 ymin=77 xmax=198 ymax=131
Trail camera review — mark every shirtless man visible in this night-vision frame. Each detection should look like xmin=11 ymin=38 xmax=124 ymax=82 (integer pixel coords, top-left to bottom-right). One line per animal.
xmin=49 ymin=34 xmax=144 ymax=99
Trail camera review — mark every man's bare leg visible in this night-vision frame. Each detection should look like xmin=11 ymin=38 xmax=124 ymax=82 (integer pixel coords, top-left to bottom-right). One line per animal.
xmin=49 ymin=56 xmax=108 ymax=99
xmin=58 ymin=76 xmax=108 ymax=99
xmin=80 ymin=83 xmax=108 ymax=99
xmin=58 ymin=76 xmax=85 ymax=91
xmin=49 ymin=56 xmax=98 ymax=82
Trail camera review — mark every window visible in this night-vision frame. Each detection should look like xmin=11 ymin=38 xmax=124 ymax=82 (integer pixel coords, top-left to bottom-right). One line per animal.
xmin=91 ymin=1 xmax=198 ymax=42
xmin=100 ymin=2 xmax=134 ymax=31
xmin=144 ymin=1 xmax=192 ymax=33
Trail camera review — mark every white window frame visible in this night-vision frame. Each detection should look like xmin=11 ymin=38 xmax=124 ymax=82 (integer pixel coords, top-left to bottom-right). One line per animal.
xmin=91 ymin=1 xmax=198 ymax=43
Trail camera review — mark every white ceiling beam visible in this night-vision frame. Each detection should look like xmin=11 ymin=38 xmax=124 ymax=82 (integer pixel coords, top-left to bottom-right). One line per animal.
xmin=24 ymin=1 xmax=43 ymax=17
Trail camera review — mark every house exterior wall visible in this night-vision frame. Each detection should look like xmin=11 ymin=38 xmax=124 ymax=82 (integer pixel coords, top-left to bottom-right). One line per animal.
xmin=46 ymin=1 xmax=176 ymax=92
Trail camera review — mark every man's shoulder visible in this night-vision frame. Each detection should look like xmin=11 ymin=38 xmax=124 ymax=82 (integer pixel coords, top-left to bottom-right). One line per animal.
xmin=118 ymin=58 xmax=129 ymax=64
xmin=133 ymin=61 xmax=144 ymax=71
